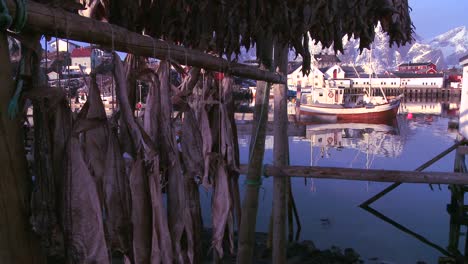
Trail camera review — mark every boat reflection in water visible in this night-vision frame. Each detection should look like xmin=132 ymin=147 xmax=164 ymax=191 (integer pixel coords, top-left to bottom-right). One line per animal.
xmin=305 ymin=120 xmax=403 ymax=164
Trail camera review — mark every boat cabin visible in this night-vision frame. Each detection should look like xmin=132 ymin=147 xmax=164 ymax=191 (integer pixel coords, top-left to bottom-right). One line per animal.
xmin=301 ymin=87 xmax=345 ymax=105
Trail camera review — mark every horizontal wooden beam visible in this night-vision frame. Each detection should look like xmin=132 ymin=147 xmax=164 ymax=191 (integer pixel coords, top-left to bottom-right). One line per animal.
xmin=5 ymin=0 xmax=285 ymax=84
xmin=238 ymin=164 xmax=468 ymax=185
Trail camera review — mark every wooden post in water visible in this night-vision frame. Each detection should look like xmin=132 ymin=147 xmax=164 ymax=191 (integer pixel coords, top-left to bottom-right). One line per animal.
xmin=0 ymin=32 xmax=46 ymax=263
xmin=237 ymin=33 xmax=273 ymax=264
xmin=272 ymin=43 xmax=289 ymax=264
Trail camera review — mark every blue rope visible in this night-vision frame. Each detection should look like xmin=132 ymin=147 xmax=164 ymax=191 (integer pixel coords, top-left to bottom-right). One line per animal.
xmin=10 ymin=0 xmax=26 ymax=33
xmin=0 ymin=0 xmax=12 ymax=30
xmin=7 ymin=53 xmax=25 ymax=119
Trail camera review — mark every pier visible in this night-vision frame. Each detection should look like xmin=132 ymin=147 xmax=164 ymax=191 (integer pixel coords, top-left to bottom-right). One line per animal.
xmin=344 ymin=87 xmax=462 ymax=99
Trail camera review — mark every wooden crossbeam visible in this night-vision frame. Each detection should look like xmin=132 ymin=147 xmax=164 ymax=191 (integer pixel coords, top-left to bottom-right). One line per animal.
xmin=238 ymin=164 xmax=468 ymax=185
xmin=5 ymin=0 xmax=285 ymax=84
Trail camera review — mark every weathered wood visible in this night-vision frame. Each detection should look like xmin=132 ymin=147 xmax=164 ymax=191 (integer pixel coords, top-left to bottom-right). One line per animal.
xmin=457 ymin=146 xmax=468 ymax=155
xmin=237 ymin=34 xmax=273 ymax=264
xmin=272 ymin=44 xmax=288 ymax=264
xmin=237 ymin=164 xmax=468 ymax=185
xmin=0 ymin=32 xmax=46 ymax=263
xmin=5 ymin=0 xmax=285 ymax=84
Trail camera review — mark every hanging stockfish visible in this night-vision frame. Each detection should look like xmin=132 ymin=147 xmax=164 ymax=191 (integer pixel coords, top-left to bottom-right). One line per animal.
xmin=175 ymin=67 xmax=204 ymax=181
xmin=210 ymin=75 xmax=239 ymax=258
xmin=63 ymin=135 xmax=109 ymax=263
xmin=140 ymin=69 xmax=161 ymax=143
xmin=158 ymin=60 xmax=199 ymax=264
xmin=211 ymin=158 xmax=234 ymax=257
xmin=117 ymin=54 xmax=147 ymax=156
xmin=140 ymin=67 xmax=174 ymax=264
xmin=197 ymin=74 xmax=216 ymax=188
xmin=179 ymin=107 xmax=204 ymax=263
xmin=113 ymin=54 xmax=152 ymax=263
xmin=220 ymin=76 xmax=241 ymax=231
xmin=114 ymin=53 xmax=173 ymax=264
xmin=79 ymin=73 xmax=108 ymax=203
xmin=102 ymin=122 xmax=133 ymax=257
xmin=75 ymin=71 xmax=134 ymax=257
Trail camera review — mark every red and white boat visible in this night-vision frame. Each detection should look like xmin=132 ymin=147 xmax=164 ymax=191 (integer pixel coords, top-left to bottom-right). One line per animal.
xmin=299 ymin=86 xmax=402 ymax=123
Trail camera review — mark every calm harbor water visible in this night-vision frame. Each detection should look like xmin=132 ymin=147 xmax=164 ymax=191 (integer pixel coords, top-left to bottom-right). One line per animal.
xmin=202 ymin=98 xmax=464 ymax=263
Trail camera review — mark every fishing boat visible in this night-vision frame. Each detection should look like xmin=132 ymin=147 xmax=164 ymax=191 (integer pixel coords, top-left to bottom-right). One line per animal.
xmin=299 ymin=85 xmax=402 ymax=123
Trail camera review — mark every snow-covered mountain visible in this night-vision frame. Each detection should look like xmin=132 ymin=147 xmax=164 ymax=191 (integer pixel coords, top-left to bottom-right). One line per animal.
xmin=321 ymin=25 xmax=466 ymax=72
xmin=427 ymin=26 xmax=468 ymax=67
xmin=237 ymin=25 xmax=467 ymax=73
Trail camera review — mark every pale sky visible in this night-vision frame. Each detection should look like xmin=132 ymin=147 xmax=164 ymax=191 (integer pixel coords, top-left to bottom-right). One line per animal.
xmin=409 ymin=0 xmax=468 ymax=39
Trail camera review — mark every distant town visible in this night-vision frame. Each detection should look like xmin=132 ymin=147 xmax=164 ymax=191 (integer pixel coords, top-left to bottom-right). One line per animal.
xmin=287 ymin=54 xmax=463 ymax=91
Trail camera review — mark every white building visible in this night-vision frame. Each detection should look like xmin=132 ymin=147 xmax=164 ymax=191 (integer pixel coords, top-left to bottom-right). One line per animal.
xmin=288 ymin=64 xmax=346 ymax=90
xmin=349 ymin=74 xmax=401 ymax=89
xmin=49 ymin=39 xmax=81 ymax=53
xmin=288 ymin=64 xmax=326 ymax=89
xmin=70 ymin=47 xmax=104 ymax=74
xmin=393 ymin=73 xmax=444 ymax=88
xmin=319 ymin=65 xmax=345 ymax=80
xmin=459 ymin=54 xmax=468 ymax=138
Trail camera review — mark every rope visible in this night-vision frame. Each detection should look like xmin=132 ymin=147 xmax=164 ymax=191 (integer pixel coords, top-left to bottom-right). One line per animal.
xmin=9 ymin=0 xmax=26 ymax=33
xmin=0 ymin=0 xmax=12 ymax=30
xmin=7 ymin=52 xmax=25 ymax=119
xmin=244 ymin=177 xmax=262 ymax=187
xmin=0 ymin=0 xmax=26 ymax=32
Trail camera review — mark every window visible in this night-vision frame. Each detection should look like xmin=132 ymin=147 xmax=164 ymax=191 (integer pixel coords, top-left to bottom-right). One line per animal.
xmin=319 ymin=93 xmax=323 ymax=96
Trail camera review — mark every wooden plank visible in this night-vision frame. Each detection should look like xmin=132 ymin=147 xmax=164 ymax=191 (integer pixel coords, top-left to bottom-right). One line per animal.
xmin=237 ymin=35 xmax=273 ymax=264
xmin=237 ymin=164 xmax=468 ymax=185
xmin=236 ymin=121 xmax=305 ymax=137
xmin=272 ymin=44 xmax=288 ymax=264
xmin=5 ymin=0 xmax=285 ymax=84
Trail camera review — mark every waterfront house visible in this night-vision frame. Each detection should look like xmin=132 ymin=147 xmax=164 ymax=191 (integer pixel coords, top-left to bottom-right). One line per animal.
xmin=393 ymin=72 xmax=444 ymax=88
xmin=48 ymin=39 xmax=81 ymax=53
xmin=70 ymin=47 xmax=105 ymax=74
xmin=398 ymin=62 xmax=437 ymax=74
xmin=349 ymin=73 xmax=401 ymax=89
xmin=287 ymin=63 xmax=327 ymax=89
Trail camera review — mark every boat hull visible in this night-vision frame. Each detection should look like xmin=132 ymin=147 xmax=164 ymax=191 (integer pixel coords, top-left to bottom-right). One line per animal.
xmin=299 ymin=100 xmax=400 ymax=123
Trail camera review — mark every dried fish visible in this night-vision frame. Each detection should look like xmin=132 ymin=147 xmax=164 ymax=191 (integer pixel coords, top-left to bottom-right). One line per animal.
xmin=128 ymin=158 xmax=152 ymax=263
xmin=64 ymin=137 xmax=109 ymax=264
xmin=211 ymin=160 xmax=233 ymax=257
xmin=158 ymin=60 xmax=198 ymax=264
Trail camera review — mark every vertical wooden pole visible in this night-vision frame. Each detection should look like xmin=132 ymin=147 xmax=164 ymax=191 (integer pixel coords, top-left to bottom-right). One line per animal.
xmin=237 ymin=32 xmax=273 ymax=264
xmin=272 ymin=43 xmax=289 ymax=264
xmin=0 ymin=33 xmax=46 ymax=263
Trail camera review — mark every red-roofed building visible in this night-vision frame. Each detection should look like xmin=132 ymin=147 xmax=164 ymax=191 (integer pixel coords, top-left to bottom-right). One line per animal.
xmin=71 ymin=47 xmax=93 ymax=72
xmin=398 ymin=62 xmax=437 ymax=74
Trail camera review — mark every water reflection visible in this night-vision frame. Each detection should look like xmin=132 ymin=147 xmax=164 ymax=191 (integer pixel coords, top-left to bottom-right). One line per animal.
xmin=231 ymin=98 xmax=464 ymax=263
xmin=306 ymin=122 xmax=403 ymax=164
